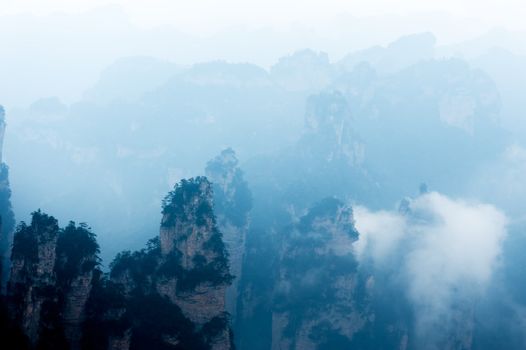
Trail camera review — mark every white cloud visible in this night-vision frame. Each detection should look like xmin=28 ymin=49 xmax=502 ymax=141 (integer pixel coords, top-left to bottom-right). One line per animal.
xmin=407 ymin=192 xmax=506 ymax=304
xmin=354 ymin=206 xmax=407 ymax=263
xmin=355 ymin=192 xmax=508 ymax=339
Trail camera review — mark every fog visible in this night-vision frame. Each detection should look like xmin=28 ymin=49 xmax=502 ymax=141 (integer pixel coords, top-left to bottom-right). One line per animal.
xmin=355 ymin=192 xmax=508 ymax=346
xmin=2 ymin=2 xmax=526 ymax=107
xmin=2 ymin=2 xmax=526 ymax=348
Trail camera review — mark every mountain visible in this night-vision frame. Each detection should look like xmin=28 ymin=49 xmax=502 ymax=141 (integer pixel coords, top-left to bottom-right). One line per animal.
xmin=205 ymin=148 xmax=252 ymax=322
xmin=6 ymin=211 xmax=98 ymax=349
xmin=1 ymin=177 xmax=234 ymax=350
xmin=338 ymin=32 xmax=436 ymax=74
xmin=0 ymin=106 xmax=16 ymax=289
xmin=271 ymin=198 xmax=365 ymax=349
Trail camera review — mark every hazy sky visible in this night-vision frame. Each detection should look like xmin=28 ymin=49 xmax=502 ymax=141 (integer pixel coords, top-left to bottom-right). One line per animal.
xmin=1 ymin=0 xmax=524 ymax=108
xmin=1 ymin=0 xmax=524 ymax=33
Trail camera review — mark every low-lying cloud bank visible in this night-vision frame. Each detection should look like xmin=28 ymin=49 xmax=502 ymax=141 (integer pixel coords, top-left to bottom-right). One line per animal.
xmin=354 ymin=191 xmax=508 ymax=345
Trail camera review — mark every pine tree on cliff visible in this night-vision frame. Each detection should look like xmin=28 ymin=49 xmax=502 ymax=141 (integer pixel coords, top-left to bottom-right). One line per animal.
xmin=272 ymin=198 xmax=364 ymax=349
xmin=5 ymin=211 xmax=100 ymax=350
xmin=205 ymin=148 xmax=252 ymax=228
xmin=85 ymin=177 xmax=234 ymax=350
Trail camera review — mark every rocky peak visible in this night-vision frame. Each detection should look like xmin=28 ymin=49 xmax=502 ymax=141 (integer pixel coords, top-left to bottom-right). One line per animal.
xmin=272 ymin=198 xmax=365 ymax=349
xmin=99 ymin=177 xmax=233 ymax=350
xmin=7 ymin=211 xmax=59 ymax=345
xmin=302 ymin=91 xmax=365 ymax=166
xmin=160 ymin=176 xmax=222 ymax=270
xmin=298 ymin=198 xmax=358 ymax=240
xmin=9 ymin=211 xmax=59 ymax=287
xmin=270 ymin=49 xmax=334 ymax=91
xmin=305 ymin=92 xmax=350 ymax=135
xmin=205 ymin=148 xmax=238 ymax=199
xmin=159 ymin=177 xmax=232 ymax=349
xmin=56 ymin=222 xmax=100 ymax=350
xmin=205 ymin=148 xmax=252 ymax=324
xmin=0 ymin=105 xmax=15 ymax=290
xmin=206 ymin=148 xmax=252 ymax=227
xmin=5 ymin=211 xmax=101 ymax=349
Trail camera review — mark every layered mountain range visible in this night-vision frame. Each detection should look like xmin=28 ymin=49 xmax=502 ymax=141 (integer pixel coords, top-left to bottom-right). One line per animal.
xmin=1 ymin=31 xmax=525 ymax=349
xmin=0 ymin=176 xmax=235 ymax=349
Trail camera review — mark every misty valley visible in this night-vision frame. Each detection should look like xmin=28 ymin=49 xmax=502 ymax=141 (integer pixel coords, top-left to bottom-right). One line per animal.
xmin=1 ymin=30 xmax=526 ymax=350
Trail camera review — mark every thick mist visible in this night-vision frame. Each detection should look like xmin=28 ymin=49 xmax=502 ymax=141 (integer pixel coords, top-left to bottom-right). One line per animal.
xmin=3 ymin=3 xmax=526 ymax=349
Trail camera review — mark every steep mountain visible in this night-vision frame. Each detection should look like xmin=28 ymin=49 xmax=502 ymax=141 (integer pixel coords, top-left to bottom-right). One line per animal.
xmin=7 ymin=39 xmax=507 ymax=267
xmin=157 ymin=176 xmax=233 ymax=349
xmin=270 ymin=49 xmax=334 ymax=92
xmin=244 ymin=89 xmax=376 ymax=215
xmin=6 ymin=211 xmax=99 ymax=349
xmin=338 ymin=32 xmax=436 ymax=74
xmin=236 ymin=90 xmax=375 ymax=349
xmin=6 ymin=59 xmax=305 ymax=263
xmin=2 ymin=177 xmax=234 ymax=350
xmin=0 ymin=105 xmax=15 ymax=288
xmin=271 ymin=198 xmax=365 ymax=349
xmin=205 ymin=148 xmax=252 ymax=322
xmin=87 ymin=177 xmax=234 ymax=350
xmin=332 ymin=58 xmax=505 ymax=203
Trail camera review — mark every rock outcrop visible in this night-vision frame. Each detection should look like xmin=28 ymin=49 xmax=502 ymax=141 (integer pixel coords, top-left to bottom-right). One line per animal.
xmin=158 ymin=176 xmax=233 ymax=349
xmin=55 ymin=222 xmax=100 ymax=350
xmin=6 ymin=211 xmax=99 ymax=349
xmin=205 ymin=148 xmax=252 ymax=322
xmin=7 ymin=211 xmax=60 ymax=346
xmin=0 ymin=105 xmax=15 ymax=289
xmin=271 ymin=198 xmax=366 ymax=349
xmin=1 ymin=177 xmax=234 ymax=350
xmin=93 ymin=177 xmax=234 ymax=350
xmin=301 ymin=91 xmax=365 ymax=167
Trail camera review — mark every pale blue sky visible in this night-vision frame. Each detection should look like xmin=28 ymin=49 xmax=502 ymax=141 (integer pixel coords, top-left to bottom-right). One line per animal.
xmin=0 ymin=0 xmax=523 ymax=32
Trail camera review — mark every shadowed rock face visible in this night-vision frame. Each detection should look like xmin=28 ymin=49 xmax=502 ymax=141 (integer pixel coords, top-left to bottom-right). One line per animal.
xmin=55 ymin=222 xmax=100 ymax=350
xmin=206 ymin=148 xmax=252 ymax=323
xmin=5 ymin=212 xmax=99 ymax=350
xmin=0 ymin=105 xmax=15 ymax=290
xmin=302 ymin=91 xmax=365 ymax=167
xmin=101 ymin=177 xmax=233 ymax=350
xmin=8 ymin=211 xmax=60 ymax=345
xmin=158 ymin=177 xmax=233 ymax=349
xmin=2 ymin=177 xmax=234 ymax=350
xmin=271 ymin=198 xmax=366 ymax=350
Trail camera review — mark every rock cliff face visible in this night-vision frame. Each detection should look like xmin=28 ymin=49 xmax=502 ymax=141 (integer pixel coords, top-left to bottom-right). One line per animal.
xmin=236 ymin=90 xmax=376 ymax=349
xmin=7 ymin=211 xmax=60 ymax=346
xmin=0 ymin=105 xmax=16 ymax=289
xmin=55 ymin=222 xmax=100 ymax=350
xmin=271 ymin=198 xmax=367 ymax=349
xmin=302 ymin=91 xmax=365 ymax=167
xmin=205 ymin=148 xmax=252 ymax=322
xmin=92 ymin=176 xmax=233 ymax=350
xmin=6 ymin=211 xmax=99 ymax=349
xmin=158 ymin=176 xmax=233 ymax=349
xmin=2 ymin=177 xmax=234 ymax=350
